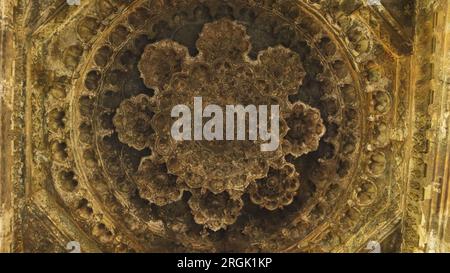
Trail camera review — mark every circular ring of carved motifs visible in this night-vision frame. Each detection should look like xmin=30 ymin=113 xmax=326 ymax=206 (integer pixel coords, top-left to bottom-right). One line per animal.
xmin=48 ymin=0 xmax=394 ymax=252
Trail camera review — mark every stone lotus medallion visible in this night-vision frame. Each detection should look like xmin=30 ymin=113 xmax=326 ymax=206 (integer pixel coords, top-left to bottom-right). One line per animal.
xmin=112 ymin=19 xmax=325 ymax=231
xmin=4 ymin=0 xmax=425 ymax=253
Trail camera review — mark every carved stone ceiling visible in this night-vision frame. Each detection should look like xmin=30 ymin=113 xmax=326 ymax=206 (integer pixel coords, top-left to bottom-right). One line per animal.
xmin=1 ymin=0 xmax=449 ymax=253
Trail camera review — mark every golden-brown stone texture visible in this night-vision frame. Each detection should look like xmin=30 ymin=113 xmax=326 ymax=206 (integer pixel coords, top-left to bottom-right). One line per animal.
xmin=1 ymin=0 xmax=449 ymax=253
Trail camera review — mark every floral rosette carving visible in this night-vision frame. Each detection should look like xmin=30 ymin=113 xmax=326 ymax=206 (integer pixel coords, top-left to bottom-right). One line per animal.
xmin=285 ymin=102 xmax=326 ymax=157
xmin=113 ymin=94 xmax=155 ymax=151
xmin=110 ymin=19 xmax=326 ymax=231
xmin=188 ymin=191 xmax=244 ymax=231
xmin=134 ymin=157 xmax=184 ymax=206
xmin=249 ymin=163 xmax=300 ymax=210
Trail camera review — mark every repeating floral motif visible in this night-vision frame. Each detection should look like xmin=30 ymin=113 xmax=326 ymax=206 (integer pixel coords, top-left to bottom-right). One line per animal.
xmin=112 ymin=19 xmax=326 ymax=230
xmin=25 ymin=0 xmax=405 ymax=252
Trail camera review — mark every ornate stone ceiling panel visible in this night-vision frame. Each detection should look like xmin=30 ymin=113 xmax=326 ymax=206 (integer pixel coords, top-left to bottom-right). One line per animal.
xmin=4 ymin=0 xmax=447 ymax=253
